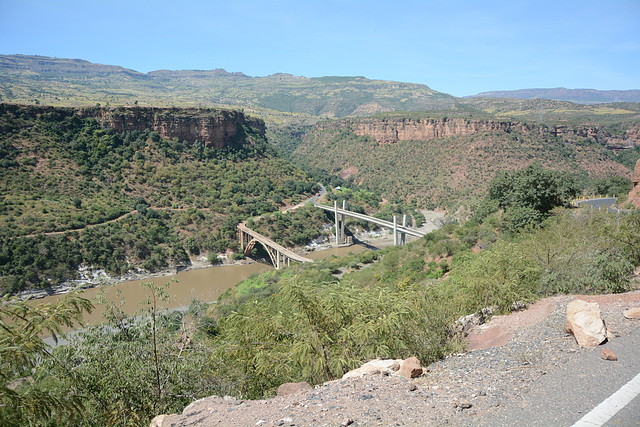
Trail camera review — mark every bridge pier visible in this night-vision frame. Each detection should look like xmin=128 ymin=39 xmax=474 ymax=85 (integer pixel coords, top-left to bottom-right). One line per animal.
xmin=333 ymin=200 xmax=349 ymax=246
xmin=392 ymin=215 xmax=407 ymax=246
xmin=393 ymin=215 xmax=398 ymax=246
xmin=341 ymin=200 xmax=346 ymax=244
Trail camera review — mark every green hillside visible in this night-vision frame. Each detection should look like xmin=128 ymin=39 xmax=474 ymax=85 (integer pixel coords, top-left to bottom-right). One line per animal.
xmin=292 ymin=116 xmax=638 ymax=209
xmin=0 ymin=104 xmax=317 ymax=293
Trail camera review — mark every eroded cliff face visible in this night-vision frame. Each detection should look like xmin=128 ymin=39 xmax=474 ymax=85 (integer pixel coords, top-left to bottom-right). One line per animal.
xmin=315 ymin=117 xmax=639 ymax=148
xmin=84 ymin=106 xmax=265 ymax=149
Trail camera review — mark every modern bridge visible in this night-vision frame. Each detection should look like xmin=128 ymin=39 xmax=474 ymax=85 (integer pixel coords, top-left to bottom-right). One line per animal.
xmin=237 ymin=223 xmax=313 ymax=269
xmin=312 ymin=201 xmax=427 ymax=246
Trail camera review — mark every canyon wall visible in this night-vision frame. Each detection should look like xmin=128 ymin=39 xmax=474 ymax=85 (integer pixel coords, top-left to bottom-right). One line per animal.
xmin=84 ymin=106 xmax=265 ymax=149
xmin=315 ymin=117 xmax=639 ymax=148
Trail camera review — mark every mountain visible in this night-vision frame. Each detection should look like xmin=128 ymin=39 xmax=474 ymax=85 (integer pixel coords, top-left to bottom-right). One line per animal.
xmin=0 ymin=55 xmax=457 ymax=118
xmin=3 ymin=55 xmax=640 ymax=211
xmin=467 ymin=88 xmax=640 ymax=105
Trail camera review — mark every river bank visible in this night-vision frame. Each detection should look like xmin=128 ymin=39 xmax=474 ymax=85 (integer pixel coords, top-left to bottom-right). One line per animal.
xmin=17 ymin=223 xmax=414 ymax=302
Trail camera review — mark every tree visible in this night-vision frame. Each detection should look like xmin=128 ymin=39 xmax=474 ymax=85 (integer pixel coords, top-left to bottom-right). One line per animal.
xmin=480 ymin=162 xmax=580 ymax=229
xmin=592 ymin=176 xmax=633 ymax=197
xmin=0 ymin=292 xmax=93 ymax=425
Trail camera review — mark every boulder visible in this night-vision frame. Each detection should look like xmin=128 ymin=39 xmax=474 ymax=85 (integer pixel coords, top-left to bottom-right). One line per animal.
xmin=277 ymin=381 xmax=312 ymax=396
xmin=342 ymin=359 xmax=402 ymax=379
xmin=398 ymin=357 xmax=423 ymax=379
xmin=565 ymin=300 xmax=607 ymax=347
xmin=454 ymin=307 xmax=493 ymax=335
xmin=150 ymin=415 xmax=168 ymax=427
xmin=601 ymin=348 xmax=618 ymax=361
xmin=623 ymin=307 xmax=640 ymax=320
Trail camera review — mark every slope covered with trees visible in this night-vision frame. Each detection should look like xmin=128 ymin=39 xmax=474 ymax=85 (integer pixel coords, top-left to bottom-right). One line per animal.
xmin=0 ymin=104 xmax=319 ymax=294
xmin=291 ymin=116 xmax=638 ymax=209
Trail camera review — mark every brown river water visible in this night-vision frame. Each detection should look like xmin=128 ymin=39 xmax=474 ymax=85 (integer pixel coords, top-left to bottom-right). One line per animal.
xmin=35 ymin=244 xmax=373 ymax=328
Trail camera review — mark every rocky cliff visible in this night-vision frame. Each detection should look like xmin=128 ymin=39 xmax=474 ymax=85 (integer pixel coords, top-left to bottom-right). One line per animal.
xmin=315 ymin=117 xmax=640 ymax=148
xmin=83 ymin=106 xmax=265 ymax=149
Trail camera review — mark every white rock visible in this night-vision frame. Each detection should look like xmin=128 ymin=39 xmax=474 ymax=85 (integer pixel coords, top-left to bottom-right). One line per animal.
xmin=342 ymin=358 xmax=403 ymax=379
xmin=565 ymin=300 xmax=607 ymax=347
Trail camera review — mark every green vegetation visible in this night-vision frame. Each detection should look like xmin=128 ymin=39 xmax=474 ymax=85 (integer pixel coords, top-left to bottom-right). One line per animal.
xmin=293 ymin=123 xmax=632 ymax=209
xmin=0 ymin=292 xmax=93 ymax=425
xmin=0 ymin=104 xmax=318 ymax=294
xmin=3 ymin=203 xmax=638 ymax=426
xmin=590 ymin=176 xmax=634 ymax=198
xmin=248 ymin=205 xmax=326 ymax=248
xmin=476 ymin=162 xmax=580 ymax=231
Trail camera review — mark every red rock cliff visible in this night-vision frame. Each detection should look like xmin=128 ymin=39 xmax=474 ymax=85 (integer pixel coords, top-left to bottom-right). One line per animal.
xmin=83 ymin=106 xmax=265 ymax=149
xmin=315 ymin=117 xmax=640 ymax=148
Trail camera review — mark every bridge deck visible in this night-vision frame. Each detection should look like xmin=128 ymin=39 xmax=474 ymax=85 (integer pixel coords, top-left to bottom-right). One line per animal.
xmin=312 ymin=202 xmax=426 ymax=238
xmin=237 ymin=223 xmax=313 ymax=263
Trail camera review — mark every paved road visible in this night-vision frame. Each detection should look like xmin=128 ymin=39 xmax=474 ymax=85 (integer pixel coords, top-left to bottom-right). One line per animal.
xmin=574 ymin=198 xmax=623 ymax=213
xmin=473 ymin=326 xmax=640 ymax=426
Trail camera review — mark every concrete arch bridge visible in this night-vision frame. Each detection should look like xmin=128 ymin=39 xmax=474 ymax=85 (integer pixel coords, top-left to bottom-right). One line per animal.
xmin=237 ymin=223 xmax=313 ymax=269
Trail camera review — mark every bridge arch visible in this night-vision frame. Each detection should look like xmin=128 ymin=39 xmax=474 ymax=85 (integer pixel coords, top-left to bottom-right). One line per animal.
xmin=243 ymin=237 xmax=282 ymax=268
xmin=238 ymin=223 xmax=312 ymax=269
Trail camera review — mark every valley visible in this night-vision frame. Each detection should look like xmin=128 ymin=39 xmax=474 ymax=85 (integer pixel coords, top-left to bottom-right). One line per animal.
xmin=1 ymin=54 xmax=640 ymax=427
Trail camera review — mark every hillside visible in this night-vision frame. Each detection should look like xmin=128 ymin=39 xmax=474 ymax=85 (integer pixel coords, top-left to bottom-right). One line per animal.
xmin=468 ymin=88 xmax=640 ymax=104
xmin=0 ymin=104 xmax=317 ymax=294
xmin=0 ymin=55 xmax=457 ymax=118
xmin=292 ymin=114 xmax=639 ymax=208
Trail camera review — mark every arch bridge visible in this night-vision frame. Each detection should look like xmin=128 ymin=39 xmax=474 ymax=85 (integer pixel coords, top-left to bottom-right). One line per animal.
xmin=238 ymin=223 xmax=313 ymax=269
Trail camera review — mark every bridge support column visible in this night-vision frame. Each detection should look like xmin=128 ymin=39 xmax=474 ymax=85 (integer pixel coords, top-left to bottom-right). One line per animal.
xmin=341 ymin=200 xmax=346 ymax=244
xmin=334 ymin=201 xmax=339 ymax=245
xmin=401 ymin=214 xmax=406 ymax=246
xmin=393 ymin=215 xmax=398 ymax=246
xmin=240 ymin=228 xmax=249 ymax=252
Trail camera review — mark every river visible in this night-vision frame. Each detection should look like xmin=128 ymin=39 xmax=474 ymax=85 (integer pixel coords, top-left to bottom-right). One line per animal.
xmin=35 ymin=243 xmax=374 ymax=328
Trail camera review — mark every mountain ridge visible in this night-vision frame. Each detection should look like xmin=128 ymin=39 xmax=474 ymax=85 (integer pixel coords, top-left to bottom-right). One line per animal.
xmin=0 ymin=54 xmax=456 ymax=117
xmin=468 ymin=87 xmax=640 ymax=104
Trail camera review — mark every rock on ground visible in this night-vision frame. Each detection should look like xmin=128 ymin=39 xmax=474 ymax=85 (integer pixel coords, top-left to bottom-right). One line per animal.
xmin=565 ymin=299 xmax=607 ymax=347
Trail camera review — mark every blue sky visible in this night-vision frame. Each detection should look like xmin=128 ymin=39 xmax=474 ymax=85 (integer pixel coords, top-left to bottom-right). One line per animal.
xmin=1 ymin=0 xmax=638 ymax=96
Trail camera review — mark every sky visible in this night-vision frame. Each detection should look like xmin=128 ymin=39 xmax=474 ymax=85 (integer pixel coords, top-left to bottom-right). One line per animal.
xmin=1 ymin=0 xmax=639 ymax=97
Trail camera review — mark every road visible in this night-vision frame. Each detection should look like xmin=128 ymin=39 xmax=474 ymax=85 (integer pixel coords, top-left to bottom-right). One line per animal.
xmin=474 ymin=326 xmax=640 ymax=426
xmin=574 ymin=197 xmax=624 ymax=213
